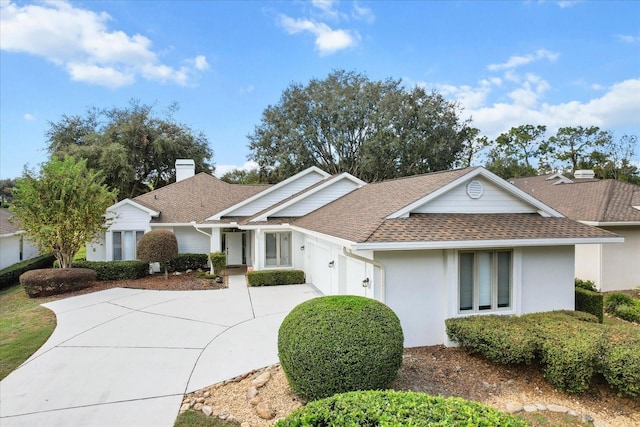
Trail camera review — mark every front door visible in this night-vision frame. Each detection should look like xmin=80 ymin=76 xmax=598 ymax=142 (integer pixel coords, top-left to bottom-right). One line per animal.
xmin=224 ymin=232 xmax=243 ymax=265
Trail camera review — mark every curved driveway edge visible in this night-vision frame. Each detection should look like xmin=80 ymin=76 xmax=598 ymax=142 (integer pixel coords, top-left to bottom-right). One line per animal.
xmin=0 ymin=276 xmax=320 ymax=427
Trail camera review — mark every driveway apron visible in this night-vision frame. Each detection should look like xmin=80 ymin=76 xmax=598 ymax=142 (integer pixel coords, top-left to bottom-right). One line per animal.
xmin=0 ymin=276 xmax=320 ymax=427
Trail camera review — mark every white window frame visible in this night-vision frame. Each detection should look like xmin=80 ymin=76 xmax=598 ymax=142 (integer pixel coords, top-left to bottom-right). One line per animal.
xmin=264 ymin=231 xmax=292 ymax=268
xmin=458 ymin=250 xmax=512 ymax=313
xmin=112 ymin=230 xmax=145 ymax=261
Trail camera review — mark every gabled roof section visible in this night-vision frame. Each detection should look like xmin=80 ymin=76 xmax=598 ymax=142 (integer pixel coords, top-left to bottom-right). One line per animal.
xmin=133 ymin=172 xmax=269 ymax=223
xmin=249 ymin=172 xmax=365 ymax=222
xmin=107 ymin=199 xmax=160 ymax=217
xmin=208 ymin=166 xmax=330 ymax=221
xmin=388 ymin=167 xmax=562 ymax=219
xmin=511 ymin=174 xmax=640 ymax=223
xmin=293 ymin=168 xmax=473 ymax=243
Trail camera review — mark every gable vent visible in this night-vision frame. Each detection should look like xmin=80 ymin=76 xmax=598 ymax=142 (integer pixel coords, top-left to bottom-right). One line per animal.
xmin=466 ymin=180 xmax=484 ymax=199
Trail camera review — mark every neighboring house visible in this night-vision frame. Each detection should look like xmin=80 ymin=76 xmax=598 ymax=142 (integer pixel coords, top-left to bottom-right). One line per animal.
xmin=89 ymin=160 xmax=620 ymax=347
xmin=511 ymin=172 xmax=640 ymax=292
xmin=0 ymin=208 xmax=39 ymax=270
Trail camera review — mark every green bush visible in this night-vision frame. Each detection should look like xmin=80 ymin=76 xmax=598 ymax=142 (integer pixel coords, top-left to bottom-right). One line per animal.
xmin=538 ymin=323 xmax=605 ymax=393
xmin=446 ymin=311 xmax=640 ymax=395
xmin=575 ymin=287 xmax=604 ymax=323
xmin=575 ymin=278 xmax=597 ymax=292
xmin=445 ymin=316 xmax=538 ymax=365
xmin=0 ymin=254 xmax=56 ymax=290
xmin=604 ymin=293 xmax=640 ymax=323
xmin=167 ymin=253 xmax=209 ymax=272
xmin=247 ymin=270 xmax=305 ymax=286
xmin=278 ymin=296 xmax=404 ymax=400
xmin=20 ymin=268 xmax=96 ymax=298
xmin=600 ymin=325 xmax=640 ymax=397
xmin=275 ymin=390 xmax=528 ymax=427
xmin=209 ymin=251 xmax=226 ymax=275
xmin=137 ymin=230 xmax=178 ymax=278
xmin=73 ymin=260 xmax=149 ymax=281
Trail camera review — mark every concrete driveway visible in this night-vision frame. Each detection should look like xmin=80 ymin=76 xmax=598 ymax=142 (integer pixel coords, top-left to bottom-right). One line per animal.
xmin=0 ymin=275 xmax=320 ymax=427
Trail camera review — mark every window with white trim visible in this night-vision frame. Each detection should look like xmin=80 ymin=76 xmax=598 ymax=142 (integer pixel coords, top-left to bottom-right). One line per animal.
xmin=265 ymin=232 xmax=291 ymax=267
xmin=113 ymin=230 xmax=145 ymax=261
xmin=459 ymin=250 xmax=511 ymax=312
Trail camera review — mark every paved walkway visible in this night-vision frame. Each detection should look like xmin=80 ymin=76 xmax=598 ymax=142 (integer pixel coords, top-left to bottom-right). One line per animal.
xmin=0 ymin=276 xmax=320 ymax=427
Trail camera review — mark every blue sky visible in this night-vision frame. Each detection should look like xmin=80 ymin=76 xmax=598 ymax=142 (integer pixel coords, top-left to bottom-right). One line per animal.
xmin=1 ymin=0 xmax=639 ymax=180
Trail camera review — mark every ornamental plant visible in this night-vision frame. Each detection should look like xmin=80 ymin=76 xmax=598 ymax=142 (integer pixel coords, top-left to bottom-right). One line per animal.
xmin=278 ymin=295 xmax=404 ymax=400
xmin=137 ymin=230 xmax=178 ymax=279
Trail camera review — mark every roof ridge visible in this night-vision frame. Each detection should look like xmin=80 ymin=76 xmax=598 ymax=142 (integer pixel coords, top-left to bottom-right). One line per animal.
xmin=368 ymin=167 xmax=475 ymax=185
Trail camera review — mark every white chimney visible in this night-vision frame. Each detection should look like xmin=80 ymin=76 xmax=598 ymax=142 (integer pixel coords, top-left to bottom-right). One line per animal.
xmin=175 ymin=159 xmax=195 ymax=182
xmin=574 ymin=170 xmax=595 ymax=180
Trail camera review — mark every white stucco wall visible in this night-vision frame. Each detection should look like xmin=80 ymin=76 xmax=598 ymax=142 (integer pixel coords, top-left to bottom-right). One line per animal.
xmin=600 ymin=227 xmax=639 ymax=292
xmin=0 ymin=233 xmax=39 ymax=270
xmin=376 ymin=250 xmax=447 ymax=348
xmin=575 ymin=244 xmax=601 ymax=287
xmin=520 ymin=246 xmax=575 ymax=313
xmin=172 ymin=226 xmax=210 ymax=254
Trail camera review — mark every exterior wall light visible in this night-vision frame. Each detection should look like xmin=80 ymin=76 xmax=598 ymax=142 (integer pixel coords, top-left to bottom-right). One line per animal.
xmin=362 ymin=277 xmax=370 ymax=287
xmin=300 ymin=245 xmax=305 ymax=251
xmin=328 ymin=260 xmax=335 ymax=268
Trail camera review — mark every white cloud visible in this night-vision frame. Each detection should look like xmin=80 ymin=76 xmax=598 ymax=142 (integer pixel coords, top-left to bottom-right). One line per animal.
xmin=462 ymin=78 xmax=640 ymax=140
xmin=214 ymin=161 xmax=259 ymax=178
xmin=239 ymin=84 xmax=255 ymax=95
xmin=487 ymin=49 xmax=559 ymax=71
xmin=352 ymin=2 xmax=375 ymax=23
xmin=23 ymin=113 xmax=36 ymax=121
xmin=279 ymin=15 xmax=359 ymax=55
xmin=311 ymin=0 xmax=339 ymax=16
xmin=0 ymin=1 xmax=208 ymax=88
xmin=616 ymin=34 xmax=640 ymax=44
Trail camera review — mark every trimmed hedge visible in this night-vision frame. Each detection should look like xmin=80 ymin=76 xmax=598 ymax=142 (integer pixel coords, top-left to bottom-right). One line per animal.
xmin=444 ymin=315 xmax=538 ymax=365
xmin=275 ymin=390 xmax=528 ymax=427
xmin=575 ymin=278 xmax=597 ymax=292
xmin=575 ymin=287 xmax=604 ymax=323
xmin=20 ymin=268 xmax=96 ymax=298
xmin=247 ymin=270 xmax=305 ymax=286
xmin=446 ymin=311 xmax=639 ymax=396
xmin=278 ymin=296 xmax=403 ymax=401
xmin=209 ymin=251 xmax=226 ymax=275
xmin=605 ymin=293 xmax=640 ymax=323
xmin=167 ymin=253 xmax=209 ymax=272
xmin=601 ymin=325 xmax=640 ymax=397
xmin=0 ymin=254 xmax=56 ymax=290
xmin=73 ymin=260 xmax=149 ymax=281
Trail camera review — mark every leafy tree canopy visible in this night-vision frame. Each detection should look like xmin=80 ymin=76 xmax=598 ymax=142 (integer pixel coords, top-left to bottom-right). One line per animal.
xmin=247 ymin=70 xmax=473 ymax=182
xmin=9 ymin=156 xmax=117 ymax=269
xmin=46 ymin=99 xmax=214 ymax=200
xmin=220 ymin=168 xmax=268 ymax=184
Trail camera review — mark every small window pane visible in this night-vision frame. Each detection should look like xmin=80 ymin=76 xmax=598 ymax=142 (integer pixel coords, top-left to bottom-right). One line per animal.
xmin=497 ymin=252 xmax=511 ymax=308
xmin=265 ymin=233 xmax=277 ymax=266
xmin=113 ymin=232 xmax=122 ymax=261
xmin=477 ymin=252 xmax=493 ymax=310
xmin=280 ymin=233 xmax=291 ymax=266
xmin=459 ymin=253 xmax=474 ymax=311
xmin=124 ymin=231 xmax=135 ymax=260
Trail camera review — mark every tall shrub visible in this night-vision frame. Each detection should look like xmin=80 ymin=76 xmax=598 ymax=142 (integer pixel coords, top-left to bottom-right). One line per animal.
xmin=209 ymin=251 xmax=226 ymax=276
xmin=137 ymin=230 xmax=178 ymax=279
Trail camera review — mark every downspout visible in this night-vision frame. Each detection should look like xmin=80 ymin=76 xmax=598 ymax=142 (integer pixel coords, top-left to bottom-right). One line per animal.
xmin=342 ymin=247 xmax=386 ymax=303
xmin=191 ymin=222 xmax=214 ymax=274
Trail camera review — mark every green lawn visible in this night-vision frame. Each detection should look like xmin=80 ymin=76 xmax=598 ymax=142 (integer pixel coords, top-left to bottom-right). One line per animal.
xmin=0 ymin=285 xmax=57 ymax=380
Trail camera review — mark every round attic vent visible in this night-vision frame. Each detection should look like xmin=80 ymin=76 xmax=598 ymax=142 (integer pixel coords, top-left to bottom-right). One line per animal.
xmin=466 ymin=180 xmax=484 ymax=199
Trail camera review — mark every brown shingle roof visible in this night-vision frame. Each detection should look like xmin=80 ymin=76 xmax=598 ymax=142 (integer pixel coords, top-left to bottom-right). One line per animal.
xmin=133 ymin=173 xmax=270 ymax=223
xmin=292 ymin=168 xmax=475 ymax=242
xmin=367 ymin=213 xmax=618 ymax=243
xmin=511 ymin=175 xmax=640 ymax=222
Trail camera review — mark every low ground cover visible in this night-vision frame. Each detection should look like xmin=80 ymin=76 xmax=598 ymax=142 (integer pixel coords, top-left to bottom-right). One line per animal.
xmin=0 ymin=285 xmax=56 ymax=380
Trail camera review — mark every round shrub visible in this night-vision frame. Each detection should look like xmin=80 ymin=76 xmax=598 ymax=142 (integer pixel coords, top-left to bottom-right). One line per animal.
xmin=137 ymin=230 xmax=178 ymax=278
xmin=278 ymin=295 xmax=404 ymax=401
xmin=20 ymin=268 xmax=96 ymax=298
xmin=275 ymin=390 xmax=528 ymax=427
xmin=604 ymin=292 xmax=635 ymax=313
